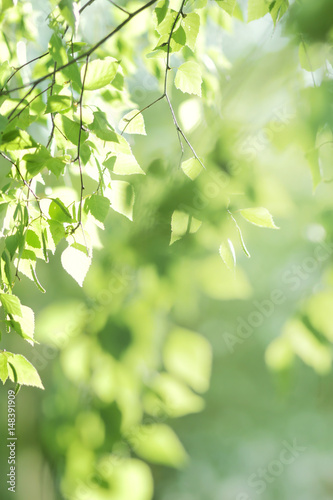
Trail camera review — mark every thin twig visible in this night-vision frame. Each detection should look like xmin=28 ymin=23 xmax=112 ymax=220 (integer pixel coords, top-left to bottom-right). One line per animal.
xmin=73 ymin=55 xmax=89 ymax=245
xmin=63 ymin=0 xmax=98 ymax=37
xmin=46 ymin=62 xmax=58 ymax=149
xmin=9 ymin=84 xmax=53 ymax=123
xmin=121 ymin=94 xmax=165 ymax=135
xmin=107 ymin=0 xmax=131 ymax=16
xmin=1 ymin=52 xmax=49 ymax=91
xmin=0 ymin=153 xmax=44 ymax=220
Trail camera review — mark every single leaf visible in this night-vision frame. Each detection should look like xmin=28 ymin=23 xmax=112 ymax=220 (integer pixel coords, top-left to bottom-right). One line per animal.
xmin=7 ymin=353 xmax=44 ymax=389
xmin=239 ymin=207 xmax=279 ymax=229
xmin=109 ymin=181 xmax=135 ymax=220
xmin=61 ymin=246 xmax=91 ymax=287
xmin=26 ymin=229 xmax=41 ymax=249
xmin=163 ymin=327 xmax=212 ymax=393
xmin=269 ymin=0 xmax=289 ymax=24
xmin=181 ymin=157 xmax=203 ymax=180
xmin=23 ymin=146 xmax=51 ymax=177
xmin=219 ymin=239 xmax=236 ymax=270
xmin=49 ymin=33 xmax=67 ymax=66
xmin=45 ymin=95 xmax=72 ymax=114
xmin=175 ymin=61 xmax=202 ymax=97
xmin=120 ymin=110 xmax=146 ymax=135
xmin=248 ymin=0 xmax=269 ymax=21
xmin=49 ymin=198 xmax=73 ymax=223
xmin=9 ymin=305 xmax=35 ymax=343
xmin=0 ymin=293 xmax=22 ymax=317
xmin=183 ymin=12 xmax=200 ymax=51
xmin=47 ymin=220 xmax=66 ymax=245
xmin=84 ymin=195 xmax=110 ymax=223
xmin=215 ymin=0 xmax=236 ymax=16
xmin=170 ymin=211 xmax=201 ymax=244
xmin=59 ymin=0 xmax=78 ymax=31
xmin=59 ymin=115 xmax=88 ymax=146
xmin=0 ymin=353 xmax=8 ymax=384
xmin=83 ymin=57 xmax=119 ymax=91
xmin=130 ymin=424 xmax=188 ymax=468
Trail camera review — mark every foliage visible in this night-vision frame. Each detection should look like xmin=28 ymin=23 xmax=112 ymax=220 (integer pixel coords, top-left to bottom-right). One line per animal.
xmin=1 ymin=0 xmax=333 ymax=498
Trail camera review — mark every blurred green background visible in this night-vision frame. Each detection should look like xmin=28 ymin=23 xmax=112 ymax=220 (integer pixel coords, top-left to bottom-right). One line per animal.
xmin=1 ymin=0 xmax=333 ymax=499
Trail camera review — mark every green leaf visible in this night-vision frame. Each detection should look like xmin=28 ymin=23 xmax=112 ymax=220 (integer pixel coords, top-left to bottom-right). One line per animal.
xmin=83 ymin=57 xmax=119 ymax=91
xmin=48 ymin=220 xmax=66 ymax=245
xmin=45 ymin=95 xmax=72 ymax=114
xmin=154 ymin=0 xmax=169 ymax=27
xmin=120 ymin=110 xmax=146 ymax=135
xmin=269 ymin=0 xmax=289 ymax=24
xmin=235 ymin=222 xmax=251 ymax=257
xmin=298 ymin=42 xmax=327 ymax=72
xmin=0 ymin=353 xmax=8 ymax=384
xmin=181 ymin=157 xmax=203 ymax=180
xmin=9 ymin=305 xmax=35 ymax=343
xmin=219 ymin=239 xmax=236 ymax=270
xmin=155 ymin=9 xmax=177 ymax=36
xmin=0 ymin=293 xmax=22 ymax=317
xmin=130 ymin=424 xmax=188 ymax=468
xmin=248 ymin=0 xmax=269 ymax=22
xmin=170 ymin=211 xmax=201 ymax=244
xmin=183 ymin=12 xmax=200 ymax=51
xmin=175 ymin=62 xmax=202 ymax=97
xmin=59 ymin=0 xmax=78 ymax=31
xmin=215 ymin=0 xmax=236 ymax=16
xmin=239 ymin=207 xmax=279 ymax=229
xmin=7 ymin=353 xmax=44 ymax=389
xmin=23 ymin=146 xmax=51 ymax=177
xmin=59 ymin=115 xmax=89 ymax=146
xmin=26 ymin=229 xmax=41 ymax=249
xmin=0 ymin=129 xmax=37 ymax=151
xmin=61 ymin=246 xmax=91 ymax=287
xmin=88 ymin=110 xmax=117 ymax=141
xmin=84 ymin=195 xmax=110 ymax=223
xmin=49 ymin=198 xmax=73 ymax=223
xmin=283 ymin=319 xmax=332 ymax=374
xmin=108 ymin=180 xmax=135 ymax=220
xmin=163 ymin=327 xmax=212 ymax=393
xmin=0 ymin=61 xmax=11 ymax=87
xmin=49 ymin=33 xmax=67 ymax=66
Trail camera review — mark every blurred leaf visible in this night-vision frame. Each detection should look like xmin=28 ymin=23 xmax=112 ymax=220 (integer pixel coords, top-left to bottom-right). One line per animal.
xmin=0 ymin=353 xmax=8 ymax=383
xmin=248 ymin=0 xmax=269 ymax=21
xmin=163 ymin=327 xmax=212 ymax=393
xmin=109 ymin=181 xmax=135 ymax=220
xmin=265 ymin=336 xmax=294 ymax=371
xmin=240 ymin=207 xmax=279 ymax=229
xmin=219 ymin=239 xmax=236 ymax=271
xmin=181 ymin=157 xmax=203 ymax=180
xmin=284 ymin=319 xmax=332 ymax=374
xmin=170 ymin=210 xmax=201 ymax=244
xmin=130 ymin=424 xmax=188 ymax=467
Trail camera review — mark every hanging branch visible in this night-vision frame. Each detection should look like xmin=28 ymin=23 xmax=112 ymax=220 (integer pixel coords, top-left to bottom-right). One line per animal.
xmin=121 ymin=0 xmax=205 ymax=169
